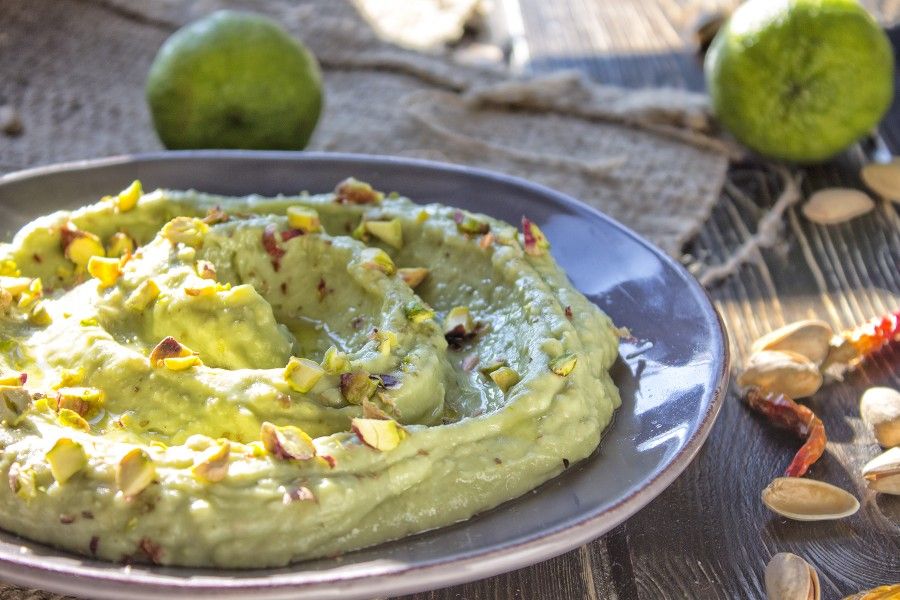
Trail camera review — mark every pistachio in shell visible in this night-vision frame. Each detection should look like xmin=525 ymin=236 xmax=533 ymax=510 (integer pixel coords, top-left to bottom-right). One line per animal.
xmin=861 ymin=447 xmax=900 ymax=495
xmin=860 ymin=158 xmax=900 ymax=202
xmin=738 ymin=350 xmax=823 ymax=399
xmin=751 ymin=320 xmax=834 ymax=366
xmin=762 ymin=477 xmax=859 ymax=521
xmin=859 ymin=387 xmax=900 ymax=448
xmin=764 ymin=552 xmax=820 ymax=600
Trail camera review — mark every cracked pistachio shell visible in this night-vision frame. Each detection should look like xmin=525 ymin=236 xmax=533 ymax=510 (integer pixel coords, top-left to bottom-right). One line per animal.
xmin=765 ymin=552 xmax=820 ymax=600
xmin=762 ymin=477 xmax=859 ymax=521
xmin=751 ymin=320 xmax=834 ymax=365
xmin=738 ymin=350 xmax=823 ymax=399
xmin=861 ymin=447 xmax=900 ymax=495
xmin=859 ymin=387 xmax=900 ymax=448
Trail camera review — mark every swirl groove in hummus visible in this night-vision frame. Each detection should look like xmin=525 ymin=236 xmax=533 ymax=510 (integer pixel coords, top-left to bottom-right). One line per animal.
xmin=0 ymin=179 xmax=620 ymax=567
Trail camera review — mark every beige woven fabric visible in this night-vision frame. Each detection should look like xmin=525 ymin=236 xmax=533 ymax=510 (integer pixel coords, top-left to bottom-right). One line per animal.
xmin=0 ymin=0 xmax=728 ymax=257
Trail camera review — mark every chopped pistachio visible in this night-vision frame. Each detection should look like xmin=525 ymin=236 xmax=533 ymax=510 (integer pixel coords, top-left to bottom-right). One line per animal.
xmin=478 ymin=358 xmax=508 ymax=377
xmin=87 ymin=256 xmax=122 ymax=288
xmin=184 ymin=280 xmax=218 ymax=296
xmin=9 ymin=463 xmax=37 ymax=500
xmin=0 ymin=372 xmax=25 ymax=386
xmin=116 ymin=448 xmax=156 ymax=497
xmin=321 ymin=345 xmax=350 ymax=374
xmin=404 ymin=300 xmax=435 ymax=324
xmin=521 ymin=217 xmax=550 ymax=256
xmin=54 ymin=367 xmax=85 ymax=389
xmin=286 ymin=206 xmax=322 ymax=233
xmin=149 ymin=336 xmax=197 ymax=368
xmin=115 ymin=180 xmax=142 ymax=212
xmin=192 ymin=441 xmax=231 ymax=483
xmin=454 ymin=211 xmax=490 ymax=235
xmin=0 ymin=385 xmax=31 ymax=423
xmin=57 ymin=408 xmax=90 ymax=431
xmin=56 ymin=387 xmax=103 ymax=418
xmin=161 ymin=217 xmax=209 ymax=248
xmin=550 ymin=354 xmax=578 ymax=376
xmin=0 ymin=276 xmax=32 ymax=297
xmin=46 ymin=438 xmax=87 ymax=484
xmin=125 ymin=279 xmax=160 ymax=312
xmin=195 ymin=260 xmax=217 ymax=280
xmin=416 ymin=210 xmax=429 ymax=223
xmin=360 ymin=248 xmax=396 ymax=275
xmin=17 ymin=278 xmax=43 ymax=310
xmin=351 ymin=418 xmax=405 ymax=451
xmin=283 ymin=357 xmax=325 ymax=393
xmin=222 ymin=284 xmax=254 ymax=306
xmin=163 ymin=355 xmax=203 ymax=371
xmin=444 ymin=306 xmax=474 ymax=336
xmin=351 ymin=219 xmax=368 ymax=241
xmin=0 ymin=288 xmax=11 ymax=311
xmin=489 ymin=366 xmax=520 ymax=393
xmin=0 ymin=259 xmax=20 ymax=277
xmin=63 ymin=229 xmax=105 ymax=267
xmin=340 ymin=370 xmax=377 ymax=405
xmin=364 ymin=219 xmax=403 ymax=249
xmin=28 ymin=302 xmax=52 ymax=326
xmin=260 ymin=421 xmax=316 ymax=460
xmin=106 ymin=232 xmax=135 ymax=257
xmin=397 ymin=267 xmax=429 ymax=289
xmin=372 ymin=329 xmax=398 ymax=355
xmin=334 ymin=177 xmax=383 ymax=204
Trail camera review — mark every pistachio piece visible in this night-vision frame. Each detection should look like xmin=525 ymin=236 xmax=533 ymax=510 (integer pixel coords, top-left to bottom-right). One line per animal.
xmin=321 ymin=345 xmax=350 ymax=374
xmin=0 ymin=276 xmax=32 ymax=297
xmin=454 ymin=211 xmax=490 ymax=235
xmin=751 ymin=320 xmax=834 ymax=366
xmin=490 ymin=366 xmax=520 ymax=393
xmin=364 ymin=219 xmax=403 ymax=249
xmin=286 ymin=206 xmax=322 ymax=233
xmin=163 ymin=355 xmax=203 ymax=371
xmin=861 ymin=447 xmax=900 ymax=495
xmin=28 ymin=302 xmax=52 ymax=326
xmin=161 ymin=217 xmax=209 ymax=248
xmin=397 ymin=267 xmax=429 ymax=289
xmin=0 ymin=259 xmax=19 ymax=277
xmin=0 ymin=288 xmax=11 ymax=312
xmin=801 ymin=188 xmax=874 ymax=225
xmin=761 ymin=477 xmax=859 ymax=521
xmin=149 ymin=336 xmax=197 ymax=368
xmin=359 ymin=247 xmax=396 ymax=275
xmin=106 ymin=232 xmax=136 ymax=257
xmin=351 ymin=417 xmax=405 ymax=451
xmin=124 ymin=279 xmax=160 ymax=312
xmin=479 ymin=359 xmax=508 ymax=377
xmin=8 ymin=463 xmax=37 ymax=500
xmin=404 ymin=300 xmax=435 ymax=324
xmin=550 ymin=354 xmax=578 ymax=376
xmin=62 ymin=229 xmax=105 ymax=267
xmin=195 ymin=260 xmax=217 ymax=280
xmin=283 ymin=357 xmax=325 ymax=393
xmin=87 ymin=256 xmax=122 ymax=288
xmin=738 ymin=350 xmax=823 ymax=398
xmin=0 ymin=372 xmax=25 ymax=386
xmin=57 ymin=408 xmax=90 ymax=431
xmin=260 ymin=421 xmax=316 ymax=460
xmin=372 ymin=329 xmax=398 ymax=355
xmin=860 ymin=158 xmax=900 ymax=202
xmin=46 ymin=438 xmax=88 ymax=484
xmin=521 ymin=217 xmax=550 ymax=256
xmin=334 ymin=177 xmax=383 ymax=204
xmin=192 ymin=441 xmax=231 ymax=483
xmin=859 ymin=387 xmax=900 ymax=448
xmin=0 ymin=385 xmax=32 ymax=423
xmin=114 ymin=180 xmax=142 ymax=212
xmin=444 ymin=306 xmax=476 ymax=348
xmin=184 ymin=280 xmax=218 ymax=296
xmin=17 ymin=277 xmax=42 ymax=310
xmin=340 ymin=370 xmax=377 ymax=405
xmin=116 ymin=448 xmax=156 ymax=497
xmin=56 ymin=387 xmax=103 ymax=418
xmin=764 ymin=552 xmax=820 ymax=600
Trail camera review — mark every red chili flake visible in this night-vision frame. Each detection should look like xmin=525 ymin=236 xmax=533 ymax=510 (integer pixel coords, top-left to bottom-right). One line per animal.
xmin=58 ymin=224 xmax=79 ymax=250
xmin=281 ymin=229 xmax=304 ymax=242
xmin=564 ymin=306 xmax=573 ymax=319
xmin=81 ymin=510 xmax=94 ymax=519
xmin=202 ymin=206 xmax=229 ymax=225
xmin=744 ymin=387 xmax=826 ymax=478
xmin=320 ymin=455 xmax=336 ymax=468
xmin=280 ymin=282 xmax=288 ymax=295
xmin=838 ymin=309 xmax=900 ymax=362
xmin=89 ymin=536 xmax=99 ymax=556
xmin=261 ymin=225 xmax=285 ymax=271
xmin=317 ymin=277 xmax=333 ymax=301
xmin=59 ymin=514 xmax=76 ymax=524
xmin=138 ymin=537 xmax=163 ymax=565
xmin=282 ymin=486 xmax=316 ymax=504
xmin=32 ymin=253 xmax=42 ymax=264
xmin=494 ymin=457 xmax=502 ymax=465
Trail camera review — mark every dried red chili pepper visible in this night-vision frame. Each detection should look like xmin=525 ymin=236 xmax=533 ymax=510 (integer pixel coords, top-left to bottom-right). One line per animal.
xmin=744 ymin=387 xmax=826 ymax=478
xmin=838 ymin=309 xmax=900 ymax=362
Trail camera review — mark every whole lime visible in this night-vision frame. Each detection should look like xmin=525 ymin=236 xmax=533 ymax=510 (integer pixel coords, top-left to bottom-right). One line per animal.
xmin=705 ymin=0 xmax=894 ymax=163
xmin=146 ymin=10 xmax=323 ymax=150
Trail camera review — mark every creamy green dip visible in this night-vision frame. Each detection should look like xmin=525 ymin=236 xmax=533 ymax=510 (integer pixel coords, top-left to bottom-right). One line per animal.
xmin=0 ymin=179 xmax=620 ymax=567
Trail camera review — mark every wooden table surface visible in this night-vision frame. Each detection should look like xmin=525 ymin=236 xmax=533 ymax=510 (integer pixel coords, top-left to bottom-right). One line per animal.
xmin=399 ymin=1 xmax=900 ymax=598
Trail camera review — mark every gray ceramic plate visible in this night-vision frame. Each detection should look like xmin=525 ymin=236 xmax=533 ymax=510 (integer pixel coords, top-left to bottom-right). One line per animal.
xmin=0 ymin=152 xmax=729 ymax=599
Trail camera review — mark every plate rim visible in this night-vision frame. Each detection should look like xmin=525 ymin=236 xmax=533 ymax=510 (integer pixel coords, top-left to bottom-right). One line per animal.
xmin=0 ymin=151 xmax=730 ymax=599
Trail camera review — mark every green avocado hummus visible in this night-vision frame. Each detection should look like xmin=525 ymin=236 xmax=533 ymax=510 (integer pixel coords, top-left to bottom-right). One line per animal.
xmin=0 ymin=178 xmax=620 ymax=567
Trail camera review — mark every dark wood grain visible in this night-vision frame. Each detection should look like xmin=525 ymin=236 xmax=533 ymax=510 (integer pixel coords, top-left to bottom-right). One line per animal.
xmin=400 ymin=1 xmax=900 ymax=598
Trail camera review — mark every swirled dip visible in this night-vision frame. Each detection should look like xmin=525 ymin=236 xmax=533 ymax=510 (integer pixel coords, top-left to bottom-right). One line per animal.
xmin=0 ymin=179 xmax=620 ymax=567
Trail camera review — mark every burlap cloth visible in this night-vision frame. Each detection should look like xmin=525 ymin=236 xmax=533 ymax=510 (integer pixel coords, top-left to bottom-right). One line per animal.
xmin=0 ymin=0 xmax=733 ymax=597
